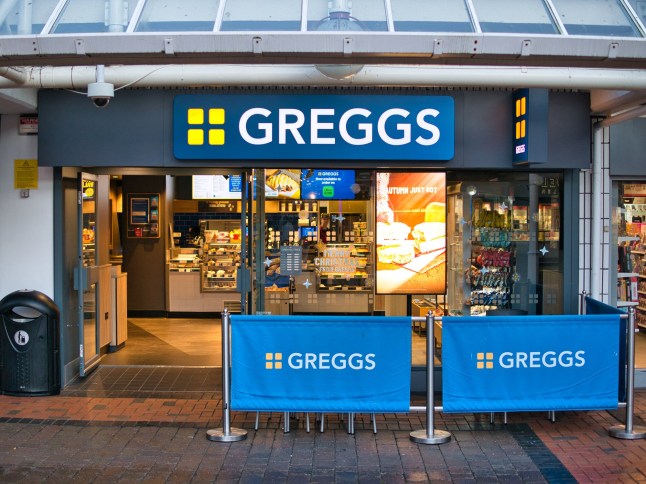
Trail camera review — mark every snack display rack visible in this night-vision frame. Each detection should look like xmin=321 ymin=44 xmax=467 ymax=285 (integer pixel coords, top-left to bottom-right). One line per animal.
xmin=466 ymin=205 xmax=515 ymax=316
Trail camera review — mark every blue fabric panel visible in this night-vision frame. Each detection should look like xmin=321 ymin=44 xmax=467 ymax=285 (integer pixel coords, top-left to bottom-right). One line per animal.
xmin=442 ymin=315 xmax=620 ymax=412
xmin=231 ymin=315 xmax=411 ymax=412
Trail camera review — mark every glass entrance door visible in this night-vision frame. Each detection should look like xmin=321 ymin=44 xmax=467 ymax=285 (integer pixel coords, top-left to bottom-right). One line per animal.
xmin=77 ymin=173 xmax=101 ymax=376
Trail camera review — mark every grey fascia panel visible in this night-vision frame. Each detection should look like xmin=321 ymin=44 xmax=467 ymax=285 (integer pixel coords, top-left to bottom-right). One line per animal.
xmin=3 ymin=32 xmax=646 ymax=64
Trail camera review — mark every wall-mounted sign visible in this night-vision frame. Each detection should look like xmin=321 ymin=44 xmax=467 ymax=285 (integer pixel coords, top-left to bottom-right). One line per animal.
xmin=174 ymin=94 xmax=454 ymax=161
xmin=19 ymin=115 xmax=38 ymax=135
xmin=513 ymin=88 xmax=548 ymax=166
xmin=14 ymin=159 xmax=38 ymax=190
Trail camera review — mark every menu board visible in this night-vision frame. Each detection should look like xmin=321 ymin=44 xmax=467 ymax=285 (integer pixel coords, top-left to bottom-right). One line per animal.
xmin=301 ymin=169 xmax=357 ymax=200
xmin=192 ymin=175 xmax=242 ymax=199
xmin=375 ymin=172 xmax=446 ymax=295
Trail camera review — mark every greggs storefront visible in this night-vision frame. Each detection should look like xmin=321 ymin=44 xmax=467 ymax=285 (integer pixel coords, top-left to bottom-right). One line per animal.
xmin=39 ymin=87 xmax=589 ymax=382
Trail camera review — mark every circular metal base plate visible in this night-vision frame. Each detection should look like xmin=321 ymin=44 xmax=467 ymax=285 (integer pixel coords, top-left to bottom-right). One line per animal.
xmin=410 ymin=429 xmax=451 ymax=444
xmin=608 ymin=425 xmax=646 ymax=440
xmin=206 ymin=427 xmax=248 ymax=442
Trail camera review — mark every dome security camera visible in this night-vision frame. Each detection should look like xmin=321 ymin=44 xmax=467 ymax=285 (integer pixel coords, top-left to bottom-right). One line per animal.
xmin=87 ymin=81 xmax=114 ymax=108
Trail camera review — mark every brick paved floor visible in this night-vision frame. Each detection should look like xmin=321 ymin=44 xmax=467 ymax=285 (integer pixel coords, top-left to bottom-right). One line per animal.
xmin=0 ymin=367 xmax=645 ymax=483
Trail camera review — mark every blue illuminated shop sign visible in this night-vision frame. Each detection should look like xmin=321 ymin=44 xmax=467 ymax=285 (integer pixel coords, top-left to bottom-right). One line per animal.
xmin=174 ymin=94 xmax=454 ymax=160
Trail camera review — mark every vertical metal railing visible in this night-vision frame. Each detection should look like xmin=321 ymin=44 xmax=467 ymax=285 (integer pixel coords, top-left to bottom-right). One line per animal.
xmin=609 ymin=307 xmax=646 ymax=439
xmin=207 ymin=309 xmax=248 ymax=442
xmin=410 ymin=313 xmax=451 ymax=444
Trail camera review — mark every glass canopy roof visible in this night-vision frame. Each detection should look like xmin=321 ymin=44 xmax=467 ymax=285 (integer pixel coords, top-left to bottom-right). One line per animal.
xmin=0 ymin=0 xmax=644 ymax=37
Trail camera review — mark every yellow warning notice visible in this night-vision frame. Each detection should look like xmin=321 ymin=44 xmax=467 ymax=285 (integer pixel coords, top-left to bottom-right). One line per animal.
xmin=14 ymin=159 xmax=38 ymax=189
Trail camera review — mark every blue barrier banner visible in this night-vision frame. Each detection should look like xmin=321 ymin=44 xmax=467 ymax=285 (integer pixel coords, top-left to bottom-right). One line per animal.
xmin=442 ymin=315 xmax=620 ymax=412
xmin=230 ymin=315 xmax=411 ymax=412
xmin=585 ymin=296 xmax=627 ymax=403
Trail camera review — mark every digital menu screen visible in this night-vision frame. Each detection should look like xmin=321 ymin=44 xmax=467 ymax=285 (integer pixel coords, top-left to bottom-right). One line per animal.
xmin=375 ymin=172 xmax=447 ymax=295
xmin=301 ymin=169 xmax=357 ymax=200
xmin=192 ymin=175 xmax=242 ymax=199
xmin=265 ymin=169 xmax=301 ymax=199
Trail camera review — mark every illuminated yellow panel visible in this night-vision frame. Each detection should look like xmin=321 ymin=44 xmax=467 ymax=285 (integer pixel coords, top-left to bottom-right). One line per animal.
xmin=486 ymin=352 xmax=493 ymax=360
xmin=265 ymin=362 xmax=273 ymax=369
xmin=188 ymin=108 xmax=204 ymax=125
xmin=486 ymin=362 xmax=493 ymax=369
xmin=275 ymin=362 xmax=282 ymax=369
xmin=187 ymin=129 xmax=204 ymax=145
xmin=516 ymin=99 xmax=521 ymax=118
xmin=520 ymin=120 xmax=526 ymax=138
xmin=477 ymin=352 xmax=484 ymax=360
xmin=209 ymin=129 xmax=225 ymax=145
xmin=521 ymin=97 xmax=526 ymax=116
xmin=477 ymin=362 xmax=484 ymax=369
xmin=516 ymin=122 xmax=520 ymax=140
xmin=275 ymin=353 xmax=282 ymax=360
xmin=209 ymin=108 xmax=225 ymax=125
xmin=266 ymin=353 xmax=273 ymax=360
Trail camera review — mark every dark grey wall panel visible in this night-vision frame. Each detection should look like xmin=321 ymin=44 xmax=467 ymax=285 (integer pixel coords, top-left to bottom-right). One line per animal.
xmin=121 ymin=176 xmax=167 ymax=312
xmin=610 ymin=118 xmax=646 ymax=177
xmin=461 ymin=91 xmax=510 ymax=169
xmin=39 ymin=90 xmax=167 ymax=167
xmin=38 ymin=88 xmax=591 ymax=170
xmin=548 ymin=92 xmax=591 ymax=169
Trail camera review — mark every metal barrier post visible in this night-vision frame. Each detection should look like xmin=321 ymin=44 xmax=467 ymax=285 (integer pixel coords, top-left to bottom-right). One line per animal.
xmin=609 ymin=307 xmax=646 ymax=440
xmin=580 ymin=290 xmax=587 ymax=315
xmin=410 ymin=313 xmax=451 ymax=444
xmin=207 ymin=309 xmax=248 ymax=442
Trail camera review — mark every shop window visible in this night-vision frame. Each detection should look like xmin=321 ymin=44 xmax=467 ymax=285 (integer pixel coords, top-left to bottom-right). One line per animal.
xmin=445 ymin=173 xmax=563 ymax=318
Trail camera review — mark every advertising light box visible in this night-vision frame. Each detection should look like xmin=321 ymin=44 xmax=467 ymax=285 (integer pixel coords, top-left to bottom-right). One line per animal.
xmin=192 ymin=175 xmax=242 ymax=199
xmin=174 ymin=94 xmax=455 ymax=161
xmin=375 ymin=172 xmax=447 ymax=295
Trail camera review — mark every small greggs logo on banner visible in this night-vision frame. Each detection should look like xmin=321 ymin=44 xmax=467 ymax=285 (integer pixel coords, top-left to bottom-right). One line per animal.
xmin=442 ymin=315 xmax=620 ymax=413
xmin=173 ymin=94 xmax=454 ymax=160
xmin=230 ymin=315 xmax=411 ymax=412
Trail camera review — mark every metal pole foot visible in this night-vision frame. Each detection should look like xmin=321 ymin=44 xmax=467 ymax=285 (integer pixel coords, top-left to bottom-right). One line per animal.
xmin=410 ymin=429 xmax=451 ymax=445
xmin=609 ymin=425 xmax=646 ymax=440
xmin=206 ymin=427 xmax=248 ymax=442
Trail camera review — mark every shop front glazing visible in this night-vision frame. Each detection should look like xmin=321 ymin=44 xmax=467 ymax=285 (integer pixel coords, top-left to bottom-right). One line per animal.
xmin=170 ymin=169 xmax=565 ymax=366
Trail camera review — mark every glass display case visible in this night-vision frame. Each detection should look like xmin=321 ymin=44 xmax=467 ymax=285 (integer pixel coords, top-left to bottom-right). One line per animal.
xmin=168 ymin=248 xmax=201 ymax=272
xmin=201 ymin=220 xmax=242 ymax=292
xmin=202 ymin=242 xmax=241 ymax=292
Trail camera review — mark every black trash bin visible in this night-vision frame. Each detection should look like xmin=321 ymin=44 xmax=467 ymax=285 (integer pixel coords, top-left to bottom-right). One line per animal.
xmin=0 ymin=290 xmax=60 ymax=396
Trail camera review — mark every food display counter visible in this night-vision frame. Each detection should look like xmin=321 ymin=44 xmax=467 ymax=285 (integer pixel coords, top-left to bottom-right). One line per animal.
xmin=166 ymin=247 xmax=240 ymax=313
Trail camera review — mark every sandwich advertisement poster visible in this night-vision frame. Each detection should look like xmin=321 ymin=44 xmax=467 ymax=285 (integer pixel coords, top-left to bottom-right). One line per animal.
xmin=376 ymin=172 xmax=446 ymax=295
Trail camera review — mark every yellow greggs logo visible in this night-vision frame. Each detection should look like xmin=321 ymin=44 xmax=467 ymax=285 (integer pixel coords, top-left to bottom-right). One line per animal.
xmin=476 ymin=352 xmax=494 ymax=370
xmin=187 ymin=108 xmax=226 ymax=146
xmin=265 ymin=352 xmax=282 ymax=370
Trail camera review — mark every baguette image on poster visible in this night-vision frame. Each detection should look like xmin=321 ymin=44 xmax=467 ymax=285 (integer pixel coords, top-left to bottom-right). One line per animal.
xmin=375 ymin=172 xmax=446 ymax=295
